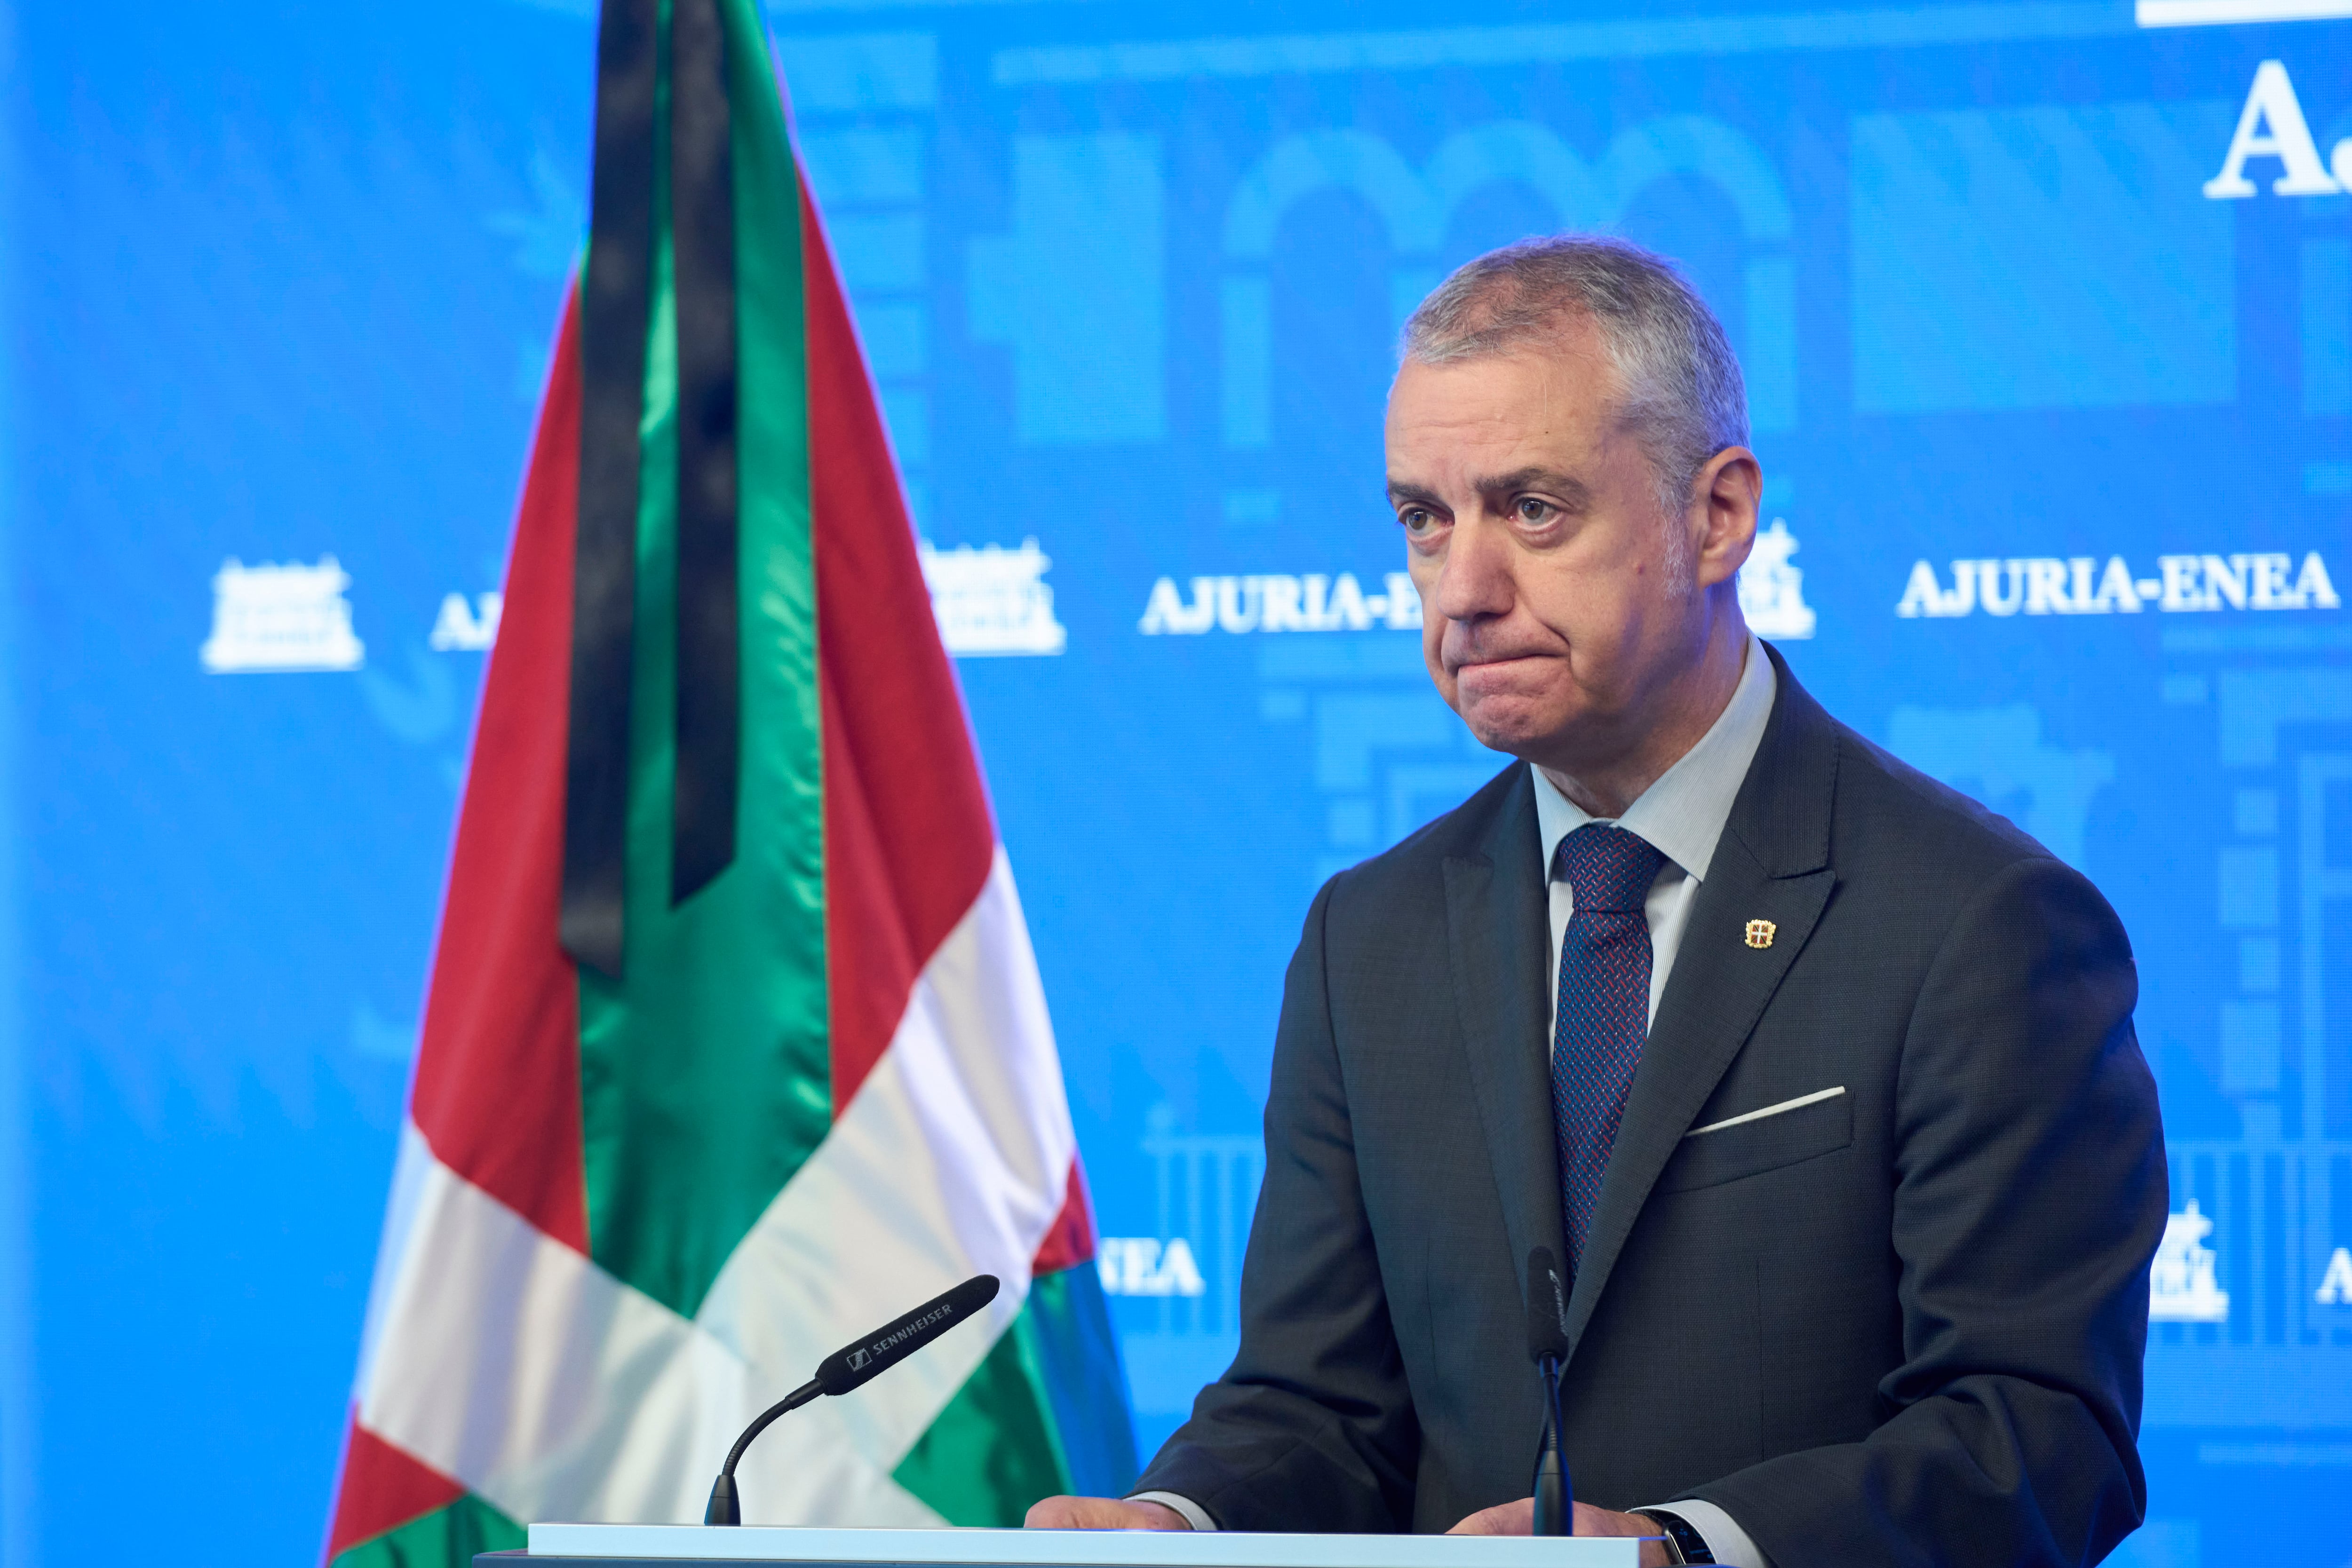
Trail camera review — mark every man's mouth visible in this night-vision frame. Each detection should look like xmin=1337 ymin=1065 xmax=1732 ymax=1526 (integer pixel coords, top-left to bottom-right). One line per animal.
xmin=1451 ymin=650 xmax=1551 ymax=674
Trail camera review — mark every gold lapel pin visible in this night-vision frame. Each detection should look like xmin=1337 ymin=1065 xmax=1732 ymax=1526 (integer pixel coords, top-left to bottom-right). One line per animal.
xmin=1744 ymin=919 xmax=1776 ymax=949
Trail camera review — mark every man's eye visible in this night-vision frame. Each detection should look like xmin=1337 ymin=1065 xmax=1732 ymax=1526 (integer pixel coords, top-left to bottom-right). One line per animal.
xmin=1400 ymin=508 xmax=1436 ymax=532
xmin=1516 ymin=497 xmax=1554 ymax=523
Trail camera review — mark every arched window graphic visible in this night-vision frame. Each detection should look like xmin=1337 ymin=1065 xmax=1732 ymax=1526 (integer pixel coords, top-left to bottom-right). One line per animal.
xmin=1218 ymin=117 xmax=1796 ymax=450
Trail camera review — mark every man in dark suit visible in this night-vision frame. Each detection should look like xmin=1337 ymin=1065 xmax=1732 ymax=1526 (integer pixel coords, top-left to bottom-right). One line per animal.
xmin=1029 ymin=237 xmax=2165 ymax=1565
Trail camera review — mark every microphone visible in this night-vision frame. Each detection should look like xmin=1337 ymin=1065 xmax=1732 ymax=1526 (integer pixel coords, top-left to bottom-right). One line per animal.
xmin=1525 ymin=1247 xmax=1571 ymax=1536
xmin=704 ymin=1274 xmax=1001 ymax=1525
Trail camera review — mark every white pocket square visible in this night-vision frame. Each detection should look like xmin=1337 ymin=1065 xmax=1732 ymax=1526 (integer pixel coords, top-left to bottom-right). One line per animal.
xmin=1685 ymin=1085 xmax=1846 ymax=1138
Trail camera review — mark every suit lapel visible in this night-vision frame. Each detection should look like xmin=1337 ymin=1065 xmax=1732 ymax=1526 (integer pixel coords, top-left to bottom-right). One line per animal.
xmin=1563 ymin=649 xmax=1843 ymax=1354
xmin=1442 ymin=767 xmax=1563 ymax=1317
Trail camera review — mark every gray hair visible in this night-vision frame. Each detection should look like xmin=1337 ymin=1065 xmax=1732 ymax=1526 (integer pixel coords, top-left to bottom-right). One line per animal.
xmin=1400 ymin=236 xmax=1748 ymax=520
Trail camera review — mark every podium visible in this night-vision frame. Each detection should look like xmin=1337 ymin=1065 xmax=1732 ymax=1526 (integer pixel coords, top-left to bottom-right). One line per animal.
xmin=484 ymin=1525 xmax=1647 ymax=1567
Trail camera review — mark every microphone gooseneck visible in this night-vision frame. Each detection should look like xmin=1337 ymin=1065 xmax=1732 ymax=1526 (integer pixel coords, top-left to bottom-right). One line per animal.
xmin=704 ymin=1381 xmax=821 ymax=1524
xmin=704 ymin=1274 xmax=1002 ymax=1525
xmin=1525 ymin=1247 xmax=1572 ymax=1537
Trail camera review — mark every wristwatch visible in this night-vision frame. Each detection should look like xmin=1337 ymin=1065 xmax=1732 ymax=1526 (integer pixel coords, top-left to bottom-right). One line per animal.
xmin=1629 ymin=1508 xmax=1716 ymax=1565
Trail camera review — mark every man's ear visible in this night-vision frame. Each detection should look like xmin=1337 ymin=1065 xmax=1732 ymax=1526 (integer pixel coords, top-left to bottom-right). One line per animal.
xmin=1691 ymin=447 xmax=1761 ymax=589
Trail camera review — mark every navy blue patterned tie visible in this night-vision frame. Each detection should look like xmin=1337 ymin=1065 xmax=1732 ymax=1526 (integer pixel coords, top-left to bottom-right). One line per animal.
xmin=1551 ymin=824 xmax=1667 ymax=1282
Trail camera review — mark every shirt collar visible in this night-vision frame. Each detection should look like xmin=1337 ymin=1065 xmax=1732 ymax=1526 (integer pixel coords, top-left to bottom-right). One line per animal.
xmin=1531 ymin=633 xmax=1778 ymax=886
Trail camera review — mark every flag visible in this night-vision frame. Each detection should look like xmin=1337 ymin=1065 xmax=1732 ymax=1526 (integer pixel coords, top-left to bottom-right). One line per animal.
xmin=322 ymin=0 xmax=1136 ymax=1558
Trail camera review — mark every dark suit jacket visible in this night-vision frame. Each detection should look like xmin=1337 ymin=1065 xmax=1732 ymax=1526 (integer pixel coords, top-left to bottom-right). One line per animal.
xmin=1137 ymin=648 xmax=2166 ymax=1566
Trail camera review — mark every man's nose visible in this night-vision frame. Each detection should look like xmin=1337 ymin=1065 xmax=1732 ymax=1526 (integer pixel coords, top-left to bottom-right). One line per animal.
xmin=1432 ymin=513 xmax=1515 ymax=624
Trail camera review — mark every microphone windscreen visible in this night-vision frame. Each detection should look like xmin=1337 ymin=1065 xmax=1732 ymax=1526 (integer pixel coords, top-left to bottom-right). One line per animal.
xmin=816 ymin=1274 xmax=1001 ymax=1396
xmin=1525 ymin=1247 xmax=1569 ymax=1364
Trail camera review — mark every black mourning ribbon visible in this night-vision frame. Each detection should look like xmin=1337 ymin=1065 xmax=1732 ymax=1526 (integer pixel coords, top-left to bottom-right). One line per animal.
xmin=667 ymin=0 xmax=740 ymax=911
xmin=564 ymin=0 xmax=740 ymax=980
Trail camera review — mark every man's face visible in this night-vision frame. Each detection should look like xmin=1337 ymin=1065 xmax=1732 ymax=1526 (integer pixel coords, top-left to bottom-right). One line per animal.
xmin=1386 ymin=323 xmax=1718 ymax=772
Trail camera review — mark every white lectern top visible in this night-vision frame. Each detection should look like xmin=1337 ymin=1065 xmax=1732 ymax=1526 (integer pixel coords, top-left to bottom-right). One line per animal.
xmin=524 ymin=1524 xmax=1642 ymax=1567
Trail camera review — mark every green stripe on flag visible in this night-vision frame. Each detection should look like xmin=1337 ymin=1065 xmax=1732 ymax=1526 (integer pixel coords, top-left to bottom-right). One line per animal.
xmin=1019 ymin=1266 xmax=1143 ymax=1498
xmin=893 ymin=1271 xmax=1141 ymax=1524
xmin=329 ymin=1494 xmax=524 ymax=1568
xmin=892 ymin=1305 xmax=1074 ymax=1525
xmin=577 ymin=0 xmax=827 ymax=1320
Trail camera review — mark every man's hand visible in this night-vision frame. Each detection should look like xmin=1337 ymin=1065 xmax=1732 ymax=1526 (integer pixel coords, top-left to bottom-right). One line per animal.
xmin=1447 ymin=1497 xmax=1671 ymax=1567
xmin=1024 ymin=1497 xmax=1192 ymax=1530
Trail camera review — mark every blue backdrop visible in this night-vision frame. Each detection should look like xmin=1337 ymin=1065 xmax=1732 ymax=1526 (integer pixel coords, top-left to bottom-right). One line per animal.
xmin=7 ymin=2 xmax=2350 ymax=1563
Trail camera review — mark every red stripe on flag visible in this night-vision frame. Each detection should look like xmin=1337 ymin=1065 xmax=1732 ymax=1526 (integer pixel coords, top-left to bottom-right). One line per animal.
xmin=408 ymin=288 xmax=590 ymax=1252
xmin=323 ymin=1413 xmax=465 ymax=1561
xmin=1030 ymin=1159 xmax=1100 ymax=1276
xmin=803 ymin=174 xmax=995 ymax=1110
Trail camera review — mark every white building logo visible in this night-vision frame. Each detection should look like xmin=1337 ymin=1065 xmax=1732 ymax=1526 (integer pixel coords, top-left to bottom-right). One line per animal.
xmin=1139 ymin=571 xmax=1421 ymax=635
xmin=2150 ymin=1201 xmax=2230 ymax=1323
xmin=918 ymin=537 xmax=1067 ymax=657
xmin=200 ymin=557 xmax=365 ymax=673
xmin=2201 ymin=60 xmax=2351 ymax=200
xmin=429 ymin=591 xmax=503 ymax=652
xmin=1738 ymin=518 xmax=1817 ymax=641
xmin=1897 ymin=552 xmax=2339 ymax=618
xmin=1097 ymin=1236 xmax=1207 ymax=1298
